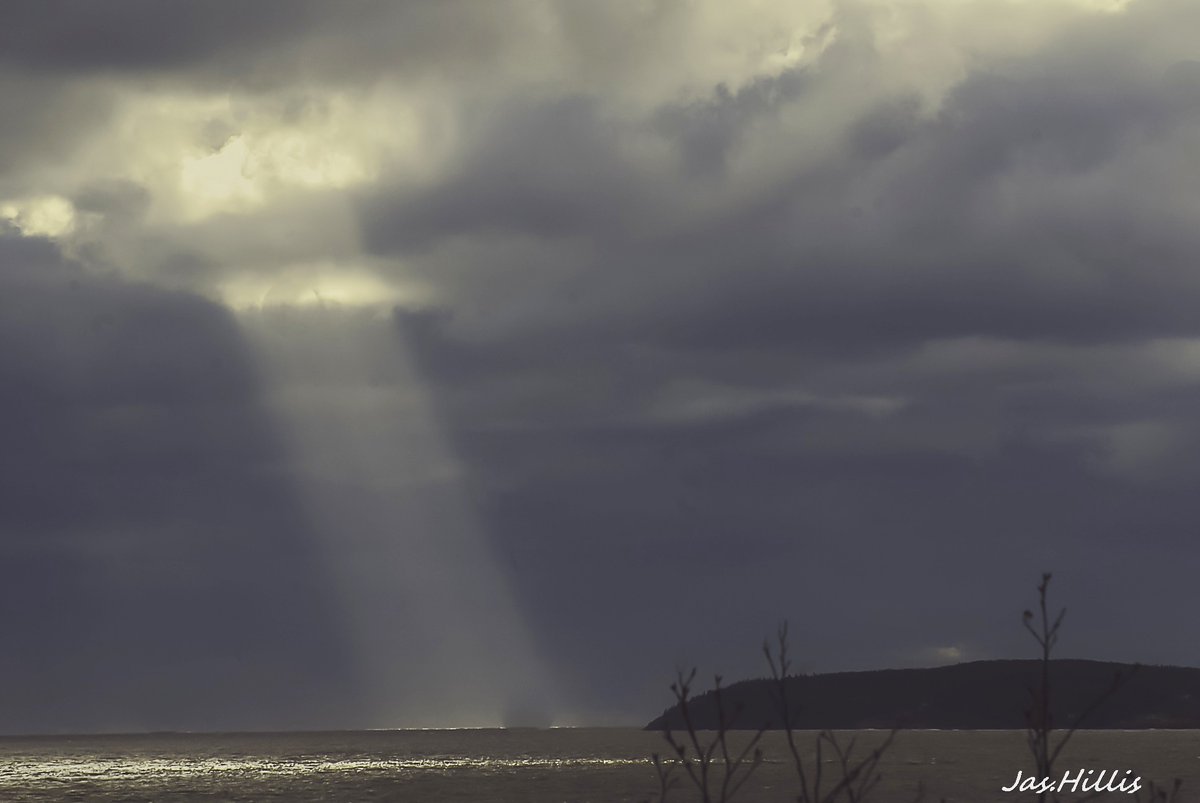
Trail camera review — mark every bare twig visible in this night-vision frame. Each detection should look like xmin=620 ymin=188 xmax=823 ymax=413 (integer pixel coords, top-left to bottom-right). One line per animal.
xmin=763 ymin=624 xmax=911 ymax=803
xmin=1021 ymin=573 xmax=1172 ymax=803
xmin=657 ymin=667 xmax=764 ymax=803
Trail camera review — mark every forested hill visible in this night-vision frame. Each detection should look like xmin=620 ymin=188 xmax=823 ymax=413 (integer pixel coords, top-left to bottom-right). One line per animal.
xmin=645 ymin=660 xmax=1200 ymax=731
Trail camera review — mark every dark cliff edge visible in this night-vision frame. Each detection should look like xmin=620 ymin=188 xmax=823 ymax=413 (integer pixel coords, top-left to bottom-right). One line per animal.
xmin=645 ymin=659 xmax=1200 ymax=731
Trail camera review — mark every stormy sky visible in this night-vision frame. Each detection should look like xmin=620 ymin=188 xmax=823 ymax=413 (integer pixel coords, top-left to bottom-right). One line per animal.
xmin=2 ymin=0 xmax=1200 ymax=732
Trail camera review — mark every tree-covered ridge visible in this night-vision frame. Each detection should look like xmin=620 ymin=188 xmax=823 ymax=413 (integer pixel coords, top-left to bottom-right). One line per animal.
xmin=647 ymin=660 xmax=1200 ymax=731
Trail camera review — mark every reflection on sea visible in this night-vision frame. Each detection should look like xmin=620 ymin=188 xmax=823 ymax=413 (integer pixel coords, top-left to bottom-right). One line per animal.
xmin=0 ymin=728 xmax=1195 ymax=802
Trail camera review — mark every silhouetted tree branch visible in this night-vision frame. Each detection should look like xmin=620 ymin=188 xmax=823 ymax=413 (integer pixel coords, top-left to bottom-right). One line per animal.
xmin=646 ymin=574 xmax=1182 ymax=803
xmin=647 ymin=624 xmax=920 ymax=803
xmin=1021 ymin=572 xmax=1179 ymax=803
xmin=651 ymin=668 xmax=764 ymax=803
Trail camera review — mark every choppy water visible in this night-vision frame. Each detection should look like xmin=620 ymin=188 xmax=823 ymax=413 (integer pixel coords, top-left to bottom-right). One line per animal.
xmin=0 ymin=728 xmax=1196 ymax=802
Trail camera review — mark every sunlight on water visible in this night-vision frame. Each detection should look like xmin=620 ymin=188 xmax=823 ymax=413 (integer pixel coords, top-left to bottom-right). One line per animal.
xmin=0 ymin=753 xmax=638 ymax=784
xmin=0 ymin=730 xmax=662 ymax=803
xmin=0 ymin=729 xmax=1195 ymax=803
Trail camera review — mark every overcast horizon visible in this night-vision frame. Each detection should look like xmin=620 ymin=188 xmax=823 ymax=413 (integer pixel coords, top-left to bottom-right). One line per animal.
xmin=3 ymin=0 xmax=1200 ymax=734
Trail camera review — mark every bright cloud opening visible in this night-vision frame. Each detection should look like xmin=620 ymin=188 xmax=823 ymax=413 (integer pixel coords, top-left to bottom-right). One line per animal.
xmin=0 ymin=195 xmax=77 ymax=238
xmin=219 ymin=262 xmax=422 ymax=310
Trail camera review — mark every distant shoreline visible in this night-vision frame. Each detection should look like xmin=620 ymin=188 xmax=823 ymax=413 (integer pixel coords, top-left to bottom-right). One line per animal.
xmin=646 ymin=659 xmax=1200 ymax=731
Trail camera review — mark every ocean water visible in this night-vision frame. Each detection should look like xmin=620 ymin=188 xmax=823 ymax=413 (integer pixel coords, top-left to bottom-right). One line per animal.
xmin=0 ymin=728 xmax=1196 ymax=802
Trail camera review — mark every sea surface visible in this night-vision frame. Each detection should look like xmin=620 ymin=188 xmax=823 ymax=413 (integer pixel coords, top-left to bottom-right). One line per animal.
xmin=0 ymin=728 xmax=1197 ymax=802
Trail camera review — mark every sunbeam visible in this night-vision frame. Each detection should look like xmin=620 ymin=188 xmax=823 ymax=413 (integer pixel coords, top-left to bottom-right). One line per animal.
xmin=239 ymin=303 xmax=559 ymax=728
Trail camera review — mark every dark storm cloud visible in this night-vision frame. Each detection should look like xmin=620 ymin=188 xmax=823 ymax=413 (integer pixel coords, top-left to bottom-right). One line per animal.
xmin=0 ymin=1 xmax=326 ymax=74
xmin=5 ymin=0 xmax=1200 ymax=730
xmin=367 ymin=21 xmax=1200 ymax=353
xmin=360 ymin=97 xmax=653 ymax=253
xmin=0 ymin=235 xmax=361 ymax=732
xmin=351 ymin=0 xmax=1200 ymax=718
xmin=654 ymin=67 xmax=813 ymax=176
xmin=0 ymin=0 xmax=559 ymax=89
xmin=361 ymin=66 xmax=810 ymax=253
xmin=391 ymin=306 xmax=1200 ymax=716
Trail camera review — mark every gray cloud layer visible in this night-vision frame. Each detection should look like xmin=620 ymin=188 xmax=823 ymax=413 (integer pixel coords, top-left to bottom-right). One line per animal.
xmin=2 ymin=0 xmax=1199 ymax=730
xmin=0 ymin=234 xmax=362 ymax=732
